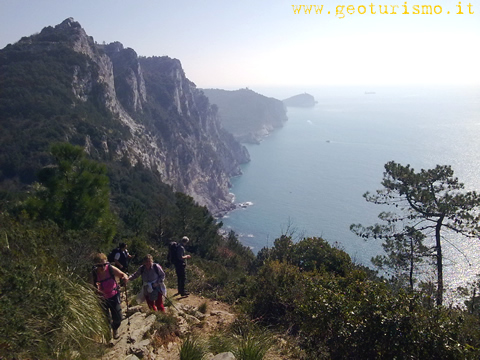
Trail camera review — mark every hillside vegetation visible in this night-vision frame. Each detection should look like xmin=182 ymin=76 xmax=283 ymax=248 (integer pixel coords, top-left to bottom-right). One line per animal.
xmin=2 ymin=145 xmax=480 ymax=359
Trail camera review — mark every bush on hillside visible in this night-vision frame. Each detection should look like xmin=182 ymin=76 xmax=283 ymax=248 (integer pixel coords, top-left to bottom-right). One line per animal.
xmin=240 ymin=235 xmax=480 ymax=359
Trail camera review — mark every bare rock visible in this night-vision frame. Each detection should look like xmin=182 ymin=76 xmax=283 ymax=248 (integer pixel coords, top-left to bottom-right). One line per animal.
xmin=212 ymin=352 xmax=236 ymax=360
xmin=210 ymin=310 xmax=234 ymax=318
xmin=130 ymin=338 xmax=152 ymax=358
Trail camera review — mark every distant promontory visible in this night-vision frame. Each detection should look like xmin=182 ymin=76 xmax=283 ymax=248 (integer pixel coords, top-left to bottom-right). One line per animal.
xmin=283 ymin=93 xmax=317 ymax=107
xmin=202 ymin=88 xmax=288 ymax=144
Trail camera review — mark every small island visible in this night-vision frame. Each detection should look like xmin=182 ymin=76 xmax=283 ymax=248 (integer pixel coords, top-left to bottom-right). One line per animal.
xmin=283 ymin=93 xmax=317 ymax=107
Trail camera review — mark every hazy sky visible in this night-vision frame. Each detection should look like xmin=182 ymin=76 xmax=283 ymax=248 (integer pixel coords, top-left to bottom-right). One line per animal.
xmin=1 ymin=0 xmax=479 ymax=89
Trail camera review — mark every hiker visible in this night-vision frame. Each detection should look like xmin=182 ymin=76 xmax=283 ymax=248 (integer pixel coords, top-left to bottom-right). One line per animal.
xmin=175 ymin=236 xmax=191 ymax=296
xmin=128 ymin=254 xmax=166 ymax=312
xmin=92 ymin=253 xmax=128 ymax=339
xmin=109 ymin=242 xmax=133 ymax=273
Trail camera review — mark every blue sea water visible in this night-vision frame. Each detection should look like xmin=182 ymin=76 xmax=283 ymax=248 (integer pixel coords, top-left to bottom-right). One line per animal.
xmin=221 ymin=85 xmax=480 ymax=302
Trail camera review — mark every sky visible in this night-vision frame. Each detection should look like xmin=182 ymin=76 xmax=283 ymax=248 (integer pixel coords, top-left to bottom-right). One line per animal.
xmin=1 ymin=0 xmax=479 ymax=90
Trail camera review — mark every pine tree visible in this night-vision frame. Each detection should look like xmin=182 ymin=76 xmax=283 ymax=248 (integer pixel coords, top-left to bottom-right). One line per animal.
xmin=351 ymin=161 xmax=480 ymax=305
xmin=25 ymin=143 xmax=115 ymax=238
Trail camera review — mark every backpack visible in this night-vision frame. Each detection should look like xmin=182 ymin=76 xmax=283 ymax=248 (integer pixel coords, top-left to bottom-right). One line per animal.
xmin=140 ymin=263 xmax=161 ymax=276
xmin=167 ymin=242 xmax=180 ymax=265
xmin=92 ymin=264 xmax=119 ymax=293
xmin=107 ymin=248 xmax=119 ymax=264
xmin=140 ymin=263 xmax=164 ymax=300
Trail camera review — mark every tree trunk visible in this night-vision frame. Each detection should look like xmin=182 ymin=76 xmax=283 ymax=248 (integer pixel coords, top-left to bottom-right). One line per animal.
xmin=435 ymin=216 xmax=444 ymax=306
xmin=409 ymin=237 xmax=414 ymax=291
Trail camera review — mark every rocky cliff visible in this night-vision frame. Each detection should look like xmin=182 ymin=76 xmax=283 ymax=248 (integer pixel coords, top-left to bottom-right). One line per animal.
xmin=0 ymin=18 xmax=249 ymax=215
xmin=202 ymin=88 xmax=288 ymax=144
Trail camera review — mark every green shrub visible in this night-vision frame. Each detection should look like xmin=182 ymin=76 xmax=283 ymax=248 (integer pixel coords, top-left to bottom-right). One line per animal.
xmin=206 ymin=318 xmax=274 ymax=359
xmin=243 ymin=248 xmax=480 ymax=360
xmin=241 ymin=260 xmax=304 ymax=326
xmin=179 ymin=335 xmax=207 ymax=360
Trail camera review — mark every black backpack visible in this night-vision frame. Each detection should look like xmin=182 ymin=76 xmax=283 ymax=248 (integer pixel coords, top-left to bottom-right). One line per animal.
xmin=167 ymin=242 xmax=180 ymax=265
xmin=107 ymin=248 xmax=119 ymax=264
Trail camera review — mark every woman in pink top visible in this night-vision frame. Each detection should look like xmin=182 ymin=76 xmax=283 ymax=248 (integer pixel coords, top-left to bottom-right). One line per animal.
xmin=92 ymin=253 xmax=128 ymax=339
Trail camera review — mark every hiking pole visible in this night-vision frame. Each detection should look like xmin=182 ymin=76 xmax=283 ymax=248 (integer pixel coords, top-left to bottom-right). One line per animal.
xmin=123 ymin=280 xmax=131 ymax=327
xmin=122 ymin=280 xmax=135 ymax=344
xmin=163 ymin=293 xmax=181 ymax=312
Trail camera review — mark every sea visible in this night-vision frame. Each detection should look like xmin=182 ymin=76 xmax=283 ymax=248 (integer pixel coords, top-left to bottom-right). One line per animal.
xmin=220 ymin=85 xmax=480 ymax=305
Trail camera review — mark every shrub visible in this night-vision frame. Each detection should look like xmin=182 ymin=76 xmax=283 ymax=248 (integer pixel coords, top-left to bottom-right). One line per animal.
xmin=242 ymin=260 xmax=304 ymax=326
xmin=243 ymin=248 xmax=480 ymax=359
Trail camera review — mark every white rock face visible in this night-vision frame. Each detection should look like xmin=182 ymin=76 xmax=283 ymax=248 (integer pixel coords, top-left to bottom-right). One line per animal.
xmin=61 ymin=18 xmax=249 ymax=215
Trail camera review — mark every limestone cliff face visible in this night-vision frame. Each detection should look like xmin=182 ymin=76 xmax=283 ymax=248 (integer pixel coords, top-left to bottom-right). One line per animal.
xmin=3 ymin=18 xmax=249 ymax=215
xmin=104 ymin=42 xmax=147 ymax=114
xmin=136 ymin=56 xmax=250 ymax=212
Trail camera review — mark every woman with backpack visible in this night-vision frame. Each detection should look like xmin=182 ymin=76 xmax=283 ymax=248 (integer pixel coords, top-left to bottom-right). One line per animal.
xmin=92 ymin=253 xmax=129 ymax=339
xmin=128 ymin=254 xmax=166 ymax=312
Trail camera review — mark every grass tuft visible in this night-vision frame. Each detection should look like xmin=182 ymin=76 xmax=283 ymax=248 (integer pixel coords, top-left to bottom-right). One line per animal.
xmin=230 ymin=318 xmax=274 ymax=360
xmin=197 ymin=301 xmax=208 ymax=314
xmin=179 ymin=335 xmax=207 ymax=360
xmin=208 ymin=332 xmax=234 ymax=354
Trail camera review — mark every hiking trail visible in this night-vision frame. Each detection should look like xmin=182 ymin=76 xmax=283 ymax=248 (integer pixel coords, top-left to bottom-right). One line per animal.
xmin=100 ymin=288 xmax=290 ymax=360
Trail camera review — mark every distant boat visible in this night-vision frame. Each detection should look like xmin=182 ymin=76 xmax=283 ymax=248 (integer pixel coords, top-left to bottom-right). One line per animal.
xmin=365 ymin=91 xmax=376 ymax=95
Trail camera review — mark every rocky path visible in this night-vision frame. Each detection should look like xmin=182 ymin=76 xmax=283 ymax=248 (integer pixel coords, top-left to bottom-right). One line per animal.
xmin=100 ymin=288 xmax=293 ymax=360
xmin=101 ymin=289 xmax=239 ymax=360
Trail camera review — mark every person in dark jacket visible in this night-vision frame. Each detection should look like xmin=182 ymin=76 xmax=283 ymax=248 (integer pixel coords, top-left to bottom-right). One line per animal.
xmin=175 ymin=236 xmax=191 ymax=296
xmin=113 ymin=243 xmax=133 ymax=273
